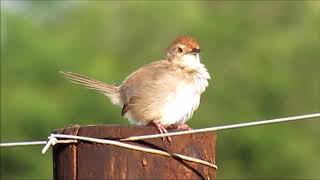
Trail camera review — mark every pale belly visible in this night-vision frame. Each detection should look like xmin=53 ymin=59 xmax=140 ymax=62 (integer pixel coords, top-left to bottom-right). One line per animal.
xmin=156 ymin=85 xmax=201 ymax=126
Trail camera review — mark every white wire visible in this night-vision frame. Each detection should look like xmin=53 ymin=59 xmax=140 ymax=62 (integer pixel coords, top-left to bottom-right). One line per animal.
xmin=121 ymin=113 xmax=320 ymax=141
xmin=1 ymin=113 xmax=319 ymax=169
xmin=1 ymin=113 xmax=319 ymax=147
xmin=0 ymin=140 xmax=77 ymax=148
xmin=0 ymin=141 xmax=47 ymax=147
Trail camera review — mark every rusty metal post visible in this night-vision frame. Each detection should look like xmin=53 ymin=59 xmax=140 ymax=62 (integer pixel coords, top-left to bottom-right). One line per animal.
xmin=53 ymin=125 xmax=216 ymax=180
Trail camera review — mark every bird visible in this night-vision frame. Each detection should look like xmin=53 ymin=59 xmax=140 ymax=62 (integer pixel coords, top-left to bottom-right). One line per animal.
xmin=60 ymin=36 xmax=211 ymax=140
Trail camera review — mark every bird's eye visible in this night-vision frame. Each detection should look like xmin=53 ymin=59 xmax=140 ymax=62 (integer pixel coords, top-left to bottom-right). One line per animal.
xmin=177 ymin=47 xmax=183 ymax=53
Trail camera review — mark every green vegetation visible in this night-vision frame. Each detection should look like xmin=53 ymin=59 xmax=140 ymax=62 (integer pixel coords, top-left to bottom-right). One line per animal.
xmin=1 ymin=1 xmax=319 ymax=179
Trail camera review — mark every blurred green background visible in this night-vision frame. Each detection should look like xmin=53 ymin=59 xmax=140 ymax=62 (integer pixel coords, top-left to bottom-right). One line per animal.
xmin=1 ymin=1 xmax=320 ymax=179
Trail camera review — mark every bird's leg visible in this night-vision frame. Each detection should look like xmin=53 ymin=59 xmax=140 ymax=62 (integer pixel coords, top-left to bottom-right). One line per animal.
xmin=147 ymin=121 xmax=172 ymax=142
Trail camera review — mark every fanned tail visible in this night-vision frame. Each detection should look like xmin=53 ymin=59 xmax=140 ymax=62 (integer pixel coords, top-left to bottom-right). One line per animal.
xmin=60 ymin=71 xmax=122 ymax=106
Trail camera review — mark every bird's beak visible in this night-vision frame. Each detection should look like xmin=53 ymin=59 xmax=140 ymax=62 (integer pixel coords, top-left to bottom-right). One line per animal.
xmin=188 ymin=48 xmax=200 ymax=54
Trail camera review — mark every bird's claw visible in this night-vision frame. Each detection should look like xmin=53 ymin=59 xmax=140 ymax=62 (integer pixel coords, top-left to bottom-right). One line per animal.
xmin=176 ymin=124 xmax=192 ymax=130
xmin=148 ymin=121 xmax=172 ymax=143
xmin=167 ymin=123 xmax=192 ymax=130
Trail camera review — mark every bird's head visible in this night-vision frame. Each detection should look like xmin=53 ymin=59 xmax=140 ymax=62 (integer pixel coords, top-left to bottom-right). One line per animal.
xmin=166 ymin=36 xmax=201 ymax=67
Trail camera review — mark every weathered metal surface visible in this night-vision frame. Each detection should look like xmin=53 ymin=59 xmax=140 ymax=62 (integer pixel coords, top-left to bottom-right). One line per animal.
xmin=53 ymin=125 xmax=216 ymax=180
xmin=53 ymin=125 xmax=80 ymax=180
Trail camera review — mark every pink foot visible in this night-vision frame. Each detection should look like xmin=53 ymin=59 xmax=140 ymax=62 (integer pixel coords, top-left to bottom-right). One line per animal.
xmin=147 ymin=121 xmax=172 ymax=142
xmin=168 ymin=124 xmax=192 ymax=130
xmin=176 ymin=124 xmax=192 ymax=130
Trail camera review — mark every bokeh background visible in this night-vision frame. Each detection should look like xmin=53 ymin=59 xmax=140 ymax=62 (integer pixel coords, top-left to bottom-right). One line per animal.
xmin=1 ymin=1 xmax=320 ymax=179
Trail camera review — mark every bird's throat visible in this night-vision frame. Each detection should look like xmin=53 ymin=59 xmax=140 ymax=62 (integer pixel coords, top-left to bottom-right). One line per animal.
xmin=180 ymin=54 xmax=201 ymax=69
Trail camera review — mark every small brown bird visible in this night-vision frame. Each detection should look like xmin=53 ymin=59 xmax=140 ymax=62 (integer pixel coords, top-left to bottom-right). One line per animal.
xmin=61 ymin=36 xmax=210 ymax=137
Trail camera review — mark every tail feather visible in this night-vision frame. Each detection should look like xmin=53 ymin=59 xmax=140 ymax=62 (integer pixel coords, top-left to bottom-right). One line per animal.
xmin=60 ymin=71 xmax=122 ymax=106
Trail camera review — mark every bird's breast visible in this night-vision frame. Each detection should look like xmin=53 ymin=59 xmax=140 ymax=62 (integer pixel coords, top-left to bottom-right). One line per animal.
xmin=158 ymin=82 xmax=202 ymax=125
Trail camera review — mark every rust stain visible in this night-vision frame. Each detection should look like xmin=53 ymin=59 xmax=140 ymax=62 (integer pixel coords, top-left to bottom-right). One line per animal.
xmin=204 ymin=167 xmax=210 ymax=180
xmin=204 ymin=149 xmax=208 ymax=159
xmin=206 ymin=174 xmax=211 ymax=180
xmin=110 ymin=156 xmax=115 ymax=175
xmin=142 ymin=158 xmax=147 ymax=166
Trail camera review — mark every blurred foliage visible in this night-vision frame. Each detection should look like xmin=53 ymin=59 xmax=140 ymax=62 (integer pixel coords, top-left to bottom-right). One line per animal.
xmin=1 ymin=1 xmax=320 ymax=179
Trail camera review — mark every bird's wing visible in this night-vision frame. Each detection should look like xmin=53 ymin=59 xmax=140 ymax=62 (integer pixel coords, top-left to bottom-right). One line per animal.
xmin=119 ymin=60 xmax=184 ymax=123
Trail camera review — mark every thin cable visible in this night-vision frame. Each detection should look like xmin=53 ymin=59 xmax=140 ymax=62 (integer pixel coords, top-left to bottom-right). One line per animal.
xmin=121 ymin=113 xmax=320 ymax=141
xmin=0 ymin=140 xmax=77 ymax=148
xmin=1 ymin=113 xmax=319 ymax=147
xmin=0 ymin=141 xmax=47 ymax=147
